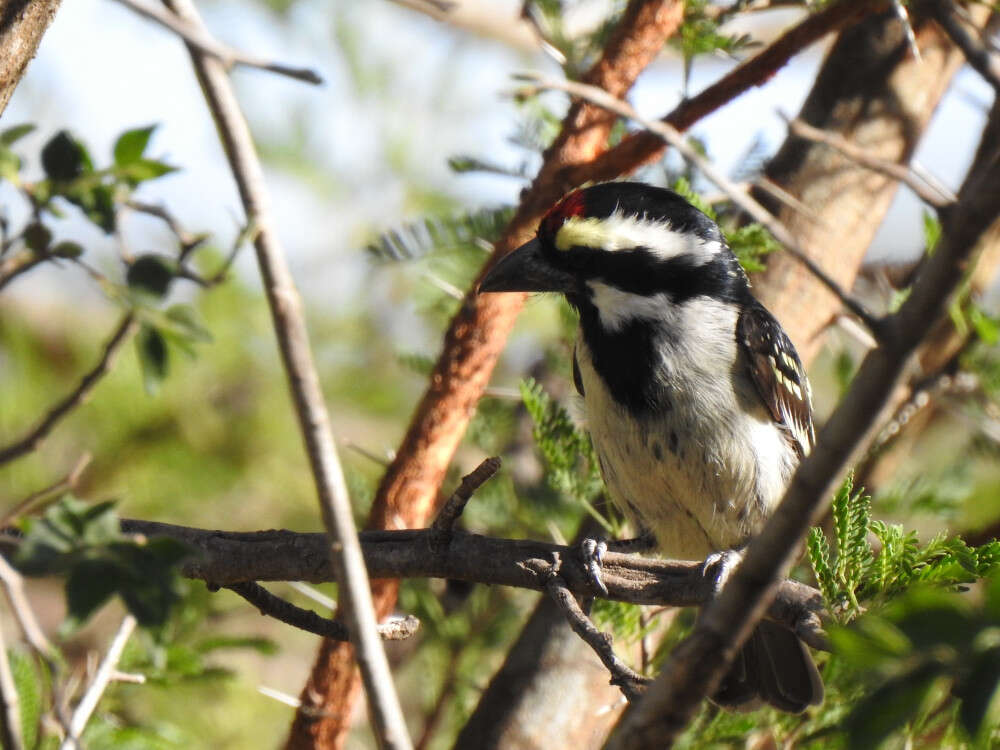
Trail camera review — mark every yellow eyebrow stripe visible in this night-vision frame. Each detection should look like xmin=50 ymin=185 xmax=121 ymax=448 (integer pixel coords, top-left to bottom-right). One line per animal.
xmin=554 ymin=216 xmax=610 ymax=251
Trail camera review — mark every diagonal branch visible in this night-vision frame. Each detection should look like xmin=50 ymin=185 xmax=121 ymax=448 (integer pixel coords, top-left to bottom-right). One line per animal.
xmin=561 ymin=0 xmax=890 ymax=189
xmin=784 ymin=117 xmax=956 ymax=208
xmin=157 ymin=0 xmax=410 ymax=746
xmin=604 ymin=103 xmax=1000 ymax=750
xmin=112 ymin=0 xmax=322 ymax=85
xmin=0 ymin=315 xmax=137 ymax=467
xmin=923 ymin=0 xmax=1000 ymax=92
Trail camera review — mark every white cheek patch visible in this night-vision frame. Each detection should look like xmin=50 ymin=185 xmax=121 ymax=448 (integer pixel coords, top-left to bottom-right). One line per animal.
xmin=587 ymin=282 xmax=674 ymax=332
xmin=555 ymin=211 xmax=722 ymax=264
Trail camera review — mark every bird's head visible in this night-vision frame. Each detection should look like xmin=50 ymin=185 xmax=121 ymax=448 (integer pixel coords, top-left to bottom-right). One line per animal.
xmin=479 ymin=182 xmax=749 ymax=329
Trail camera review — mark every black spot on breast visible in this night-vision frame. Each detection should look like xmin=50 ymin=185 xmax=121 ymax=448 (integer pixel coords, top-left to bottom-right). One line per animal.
xmin=669 ymin=431 xmax=679 ymax=454
xmin=652 ymin=442 xmax=663 ymax=461
xmin=572 ymin=348 xmax=585 ymax=397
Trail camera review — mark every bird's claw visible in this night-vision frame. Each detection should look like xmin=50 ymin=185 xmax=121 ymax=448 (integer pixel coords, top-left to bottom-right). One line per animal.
xmin=580 ymin=537 xmax=609 ymax=597
xmin=702 ymin=549 xmax=743 ymax=595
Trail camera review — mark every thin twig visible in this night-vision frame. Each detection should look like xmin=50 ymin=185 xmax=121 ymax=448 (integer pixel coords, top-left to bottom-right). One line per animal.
xmin=159 ymin=0 xmax=411 ymax=745
xmin=924 ymin=0 xmax=1000 ymax=93
xmin=225 ymin=582 xmax=420 ymax=641
xmin=0 ymin=315 xmax=137 ymax=467
xmin=0 ymin=619 xmax=24 ymax=750
xmin=517 ymin=72 xmax=884 ymax=334
xmin=538 ymin=555 xmax=650 ymax=701
xmin=112 ymin=0 xmax=322 ymax=85
xmin=0 ymin=249 xmax=48 ymax=291
xmin=61 ymin=615 xmax=137 ymax=750
xmin=785 ymin=117 xmax=956 ymax=208
xmin=431 ymin=456 xmax=502 ymax=531
xmin=124 ymin=200 xmax=206 ymax=250
xmin=1 ymin=453 xmax=92 ymax=527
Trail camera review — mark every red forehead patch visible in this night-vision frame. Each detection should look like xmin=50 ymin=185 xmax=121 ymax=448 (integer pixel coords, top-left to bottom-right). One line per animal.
xmin=540 ymin=189 xmax=586 ymax=238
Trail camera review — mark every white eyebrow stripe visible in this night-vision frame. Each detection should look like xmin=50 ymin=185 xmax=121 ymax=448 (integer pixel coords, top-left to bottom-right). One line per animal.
xmin=555 ymin=211 xmax=722 ymax=264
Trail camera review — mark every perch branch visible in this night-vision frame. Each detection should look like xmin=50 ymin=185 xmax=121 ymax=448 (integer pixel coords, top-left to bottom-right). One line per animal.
xmin=0 ymin=315 xmax=137 ymax=467
xmin=113 ymin=520 xmax=829 ymax=652
xmin=113 ymin=0 xmax=322 ymax=85
xmin=159 ymin=0 xmax=410 ymax=745
xmin=225 ymin=582 xmax=420 ymax=642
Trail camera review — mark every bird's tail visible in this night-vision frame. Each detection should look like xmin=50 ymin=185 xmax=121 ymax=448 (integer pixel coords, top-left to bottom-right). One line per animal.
xmin=712 ymin=620 xmax=823 ymax=713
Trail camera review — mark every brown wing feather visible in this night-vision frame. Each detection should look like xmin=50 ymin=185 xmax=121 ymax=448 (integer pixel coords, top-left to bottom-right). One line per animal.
xmin=737 ymin=302 xmax=815 ymax=458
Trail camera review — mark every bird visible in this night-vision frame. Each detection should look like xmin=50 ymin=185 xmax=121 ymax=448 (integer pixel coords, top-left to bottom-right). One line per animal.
xmin=479 ymin=180 xmax=823 ymax=713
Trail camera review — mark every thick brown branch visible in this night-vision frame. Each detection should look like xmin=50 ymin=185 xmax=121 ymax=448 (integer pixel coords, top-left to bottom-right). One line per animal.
xmin=0 ymin=315 xmax=136 ymax=467
xmin=0 ymin=0 xmax=63 ymax=116
xmin=924 ymin=0 xmax=1000 ymax=92
xmin=115 ymin=519 xmax=828 ymax=652
xmin=604 ymin=102 xmax=1000 ymax=750
xmin=561 ymin=0 xmax=889 ymax=188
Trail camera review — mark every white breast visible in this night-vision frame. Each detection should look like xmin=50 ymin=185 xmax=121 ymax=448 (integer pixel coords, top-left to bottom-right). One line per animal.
xmin=576 ymin=296 xmax=798 ymax=560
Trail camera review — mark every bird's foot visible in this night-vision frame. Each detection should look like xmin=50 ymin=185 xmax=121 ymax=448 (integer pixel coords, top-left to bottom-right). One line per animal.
xmin=580 ymin=537 xmax=609 ymax=596
xmin=702 ymin=548 xmax=744 ymax=595
xmin=580 ymin=532 xmax=657 ymax=597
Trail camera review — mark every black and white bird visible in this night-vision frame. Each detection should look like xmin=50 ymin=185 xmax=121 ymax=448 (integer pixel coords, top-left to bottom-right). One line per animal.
xmin=480 ymin=181 xmax=823 ymax=713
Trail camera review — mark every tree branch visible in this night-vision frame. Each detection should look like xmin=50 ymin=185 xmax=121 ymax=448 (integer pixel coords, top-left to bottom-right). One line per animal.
xmin=157 ymin=0 xmax=409 ymax=745
xmin=923 ymin=0 xmax=1000 ymax=93
xmin=113 ymin=519 xmax=828 ymax=652
xmin=0 ymin=0 xmax=63 ymax=116
xmin=112 ymin=0 xmax=322 ymax=85
xmin=225 ymin=581 xmax=420 ymax=642
xmin=431 ymin=456 xmax=501 ymax=531
xmin=561 ymin=0 xmax=889 ymax=189
xmin=0 ymin=315 xmax=136 ymax=467
xmin=0 ymin=248 xmax=49 ymax=291
xmin=784 ymin=117 xmax=956 ymax=208
xmin=61 ymin=615 xmax=137 ymax=750
xmin=604 ymin=103 xmax=1000 ymax=750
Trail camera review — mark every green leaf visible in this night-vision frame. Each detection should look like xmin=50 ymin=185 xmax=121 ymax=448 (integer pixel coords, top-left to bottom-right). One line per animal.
xmin=164 ymin=305 xmax=212 ymax=343
xmin=51 ymin=241 xmax=84 ymax=259
xmin=845 ymin=665 xmax=941 ymax=750
xmin=22 ymin=222 xmax=51 ymax=253
xmin=15 ymin=496 xmax=117 ymax=575
xmin=137 ymin=324 xmax=169 ymax=395
xmin=65 ymin=559 xmax=121 ymax=627
xmin=0 ymin=146 xmax=20 ymax=182
xmin=113 ymin=124 xmax=156 ymax=166
xmin=127 ymin=255 xmax=176 ymax=298
xmin=116 ymin=158 xmax=177 ymax=185
xmin=1 ymin=123 xmax=35 ymax=146
xmin=195 ymin=635 xmax=279 ymax=655
xmin=829 ymin=617 xmax=912 ymax=669
xmin=923 ymin=210 xmax=942 ymax=254
xmin=9 ymin=649 xmax=41 ymax=749
xmin=41 ymin=130 xmax=89 ymax=181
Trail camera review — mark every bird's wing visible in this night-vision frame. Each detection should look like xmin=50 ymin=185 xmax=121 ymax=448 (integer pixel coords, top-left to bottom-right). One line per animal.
xmin=737 ymin=302 xmax=815 ymax=458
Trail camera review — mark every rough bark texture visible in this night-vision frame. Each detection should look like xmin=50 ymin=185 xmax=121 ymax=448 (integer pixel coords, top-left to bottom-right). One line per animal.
xmin=751 ymin=6 xmax=988 ymax=364
xmin=0 ymin=0 xmax=62 ymax=116
xmin=283 ymin=3 xmax=685 ymax=747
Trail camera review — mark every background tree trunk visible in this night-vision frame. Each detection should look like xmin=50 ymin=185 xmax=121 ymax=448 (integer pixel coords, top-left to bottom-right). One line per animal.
xmin=0 ymin=0 xmax=62 ymax=116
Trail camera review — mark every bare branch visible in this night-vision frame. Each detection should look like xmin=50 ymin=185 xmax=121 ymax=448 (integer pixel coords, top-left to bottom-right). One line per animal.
xmin=0 ymin=315 xmax=137 ymax=467
xmin=113 ymin=519 xmax=829 ymax=651
xmin=518 ymin=72 xmax=884 ymax=333
xmin=159 ymin=0 xmax=410 ymax=744
xmin=0 ymin=619 xmax=24 ymax=750
xmin=924 ymin=0 xmax=1000 ymax=92
xmin=0 ymin=249 xmax=48 ymax=291
xmin=112 ymin=0 xmax=322 ymax=85
xmin=225 ymin=582 xmax=420 ymax=642
xmin=604 ymin=102 xmax=1000 ymax=750
xmin=1 ymin=453 xmax=92 ymax=527
xmin=563 ymin=0 xmax=890 ymax=188
xmin=61 ymin=615 xmax=137 ymax=750
xmin=539 ymin=557 xmax=651 ymax=701
xmin=431 ymin=456 xmax=501 ymax=531
xmin=785 ymin=117 xmax=956 ymax=208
